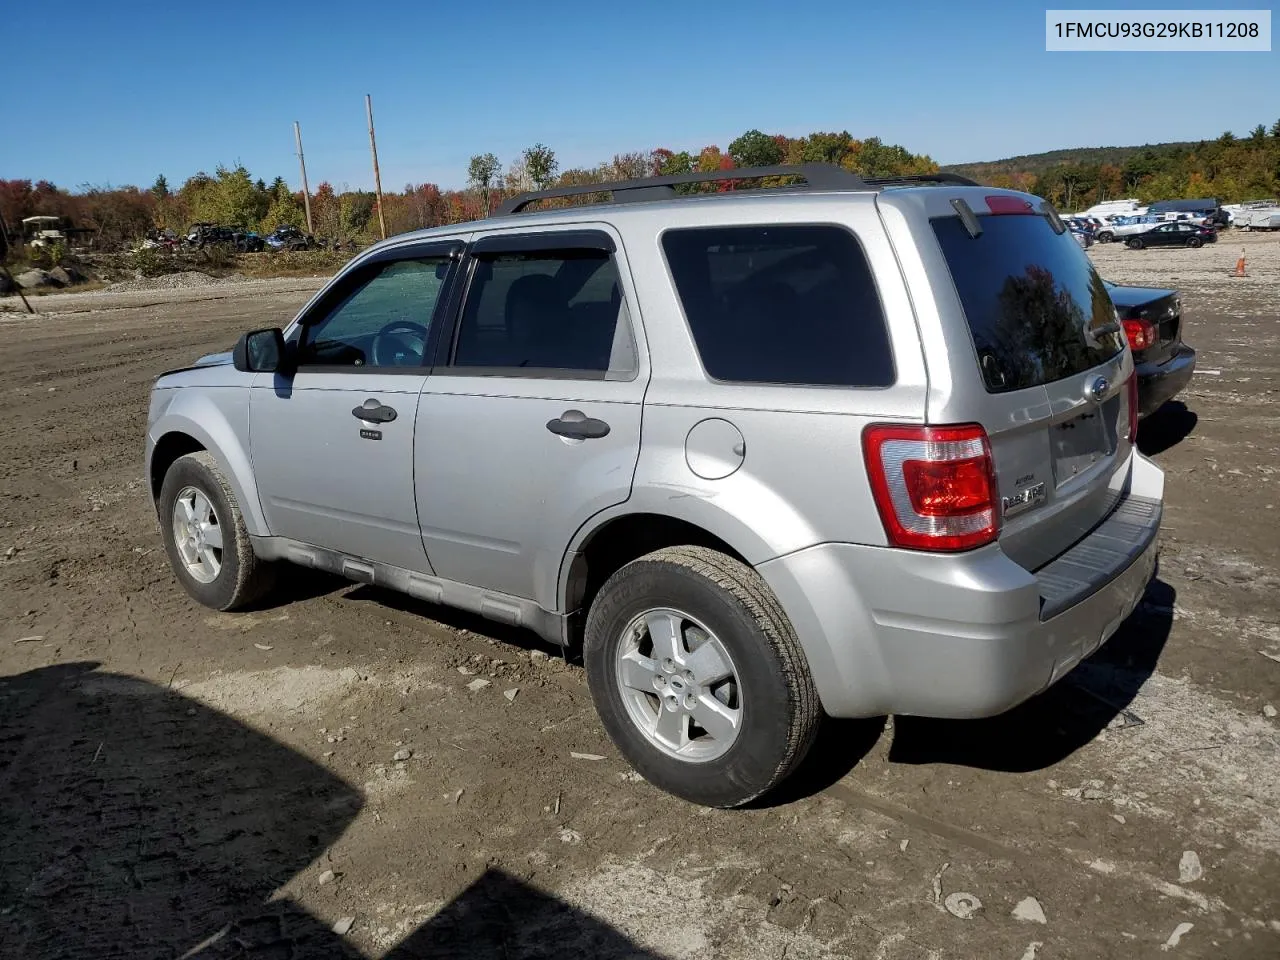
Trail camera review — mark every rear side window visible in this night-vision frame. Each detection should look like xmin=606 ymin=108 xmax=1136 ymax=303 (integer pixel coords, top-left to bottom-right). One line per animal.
xmin=932 ymin=214 xmax=1125 ymax=393
xmin=662 ymin=225 xmax=894 ymax=387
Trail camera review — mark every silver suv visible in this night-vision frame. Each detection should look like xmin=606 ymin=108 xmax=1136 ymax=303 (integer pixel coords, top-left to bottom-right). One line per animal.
xmin=145 ymin=165 xmax=1163 ymax=808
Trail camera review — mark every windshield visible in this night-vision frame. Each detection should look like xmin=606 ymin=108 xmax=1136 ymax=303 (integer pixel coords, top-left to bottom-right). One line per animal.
xmin=932 ymin=213 xmax=1125 ymax=394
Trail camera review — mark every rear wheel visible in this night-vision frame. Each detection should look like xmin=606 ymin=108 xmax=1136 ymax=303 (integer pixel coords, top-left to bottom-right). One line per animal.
xmin=1097 ymin=230 xmax=1114 ymax=243
xmin=159 ymin=451 xmax=275 ymax=611
xmin=1186 ymin=236 xmax=1203 ymax=248
xmin=1126 ymin=237 xmax=1145 ymax=249
xmin=584 ymin=546 xmax=820 ymax=808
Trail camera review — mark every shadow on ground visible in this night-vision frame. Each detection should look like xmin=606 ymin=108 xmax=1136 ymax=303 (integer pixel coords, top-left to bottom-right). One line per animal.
xmin=1138 ymin=401 xmax=1198 ymax=457
xmin=888 ymin=578 xmax=1175 ymax=773
xmin=0 ymin=662 xmax=659 ymax=959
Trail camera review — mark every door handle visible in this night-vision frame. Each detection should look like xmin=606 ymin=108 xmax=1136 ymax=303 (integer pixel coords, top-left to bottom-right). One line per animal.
xmin=352 ymin=398 xmax=398 ymax=423
xmin=546 ymin=409 xmax=610 ymax=440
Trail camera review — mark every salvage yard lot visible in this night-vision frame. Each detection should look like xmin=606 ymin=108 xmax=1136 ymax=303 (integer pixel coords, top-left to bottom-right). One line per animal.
xmin=1 ymin=235 xmax=1278 ymax=959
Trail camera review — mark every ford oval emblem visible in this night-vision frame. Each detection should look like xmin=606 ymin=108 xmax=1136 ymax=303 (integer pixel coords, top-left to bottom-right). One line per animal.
xmin=1088 ymin=376 xmax=1109 ymax=403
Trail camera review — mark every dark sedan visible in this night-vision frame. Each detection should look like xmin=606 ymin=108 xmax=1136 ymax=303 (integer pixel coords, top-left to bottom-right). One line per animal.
xmin=1125 ymin=221 xmax=1217 ymax=249
xmin=1105 ymin=280 xmax=1197 ymax=418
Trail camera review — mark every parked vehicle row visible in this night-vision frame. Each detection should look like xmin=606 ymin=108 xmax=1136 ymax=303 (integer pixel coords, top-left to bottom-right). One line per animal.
xmin=135 ymin=224 xmax=361 ymax=255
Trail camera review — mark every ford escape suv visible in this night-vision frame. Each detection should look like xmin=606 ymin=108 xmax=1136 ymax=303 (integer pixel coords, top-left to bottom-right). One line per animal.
xmin=145 ymin=164 xmax=1163 ymax=808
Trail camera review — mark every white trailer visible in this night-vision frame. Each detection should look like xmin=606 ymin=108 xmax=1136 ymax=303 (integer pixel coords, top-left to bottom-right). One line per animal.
xmin=1237 ymin=207 xmax=1280 ymax=231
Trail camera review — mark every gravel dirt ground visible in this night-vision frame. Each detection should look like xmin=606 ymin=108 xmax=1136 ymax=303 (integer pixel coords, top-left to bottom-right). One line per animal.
xmin=1 ymin=234 xmax=1278 ymax=959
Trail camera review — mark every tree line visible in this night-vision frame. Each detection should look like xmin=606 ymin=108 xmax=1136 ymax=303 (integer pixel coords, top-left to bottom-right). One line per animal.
xmin=948 ymin=121 xmax=1280 ymax=212
xmin=0 ymin=130 xmax=936 ymax=248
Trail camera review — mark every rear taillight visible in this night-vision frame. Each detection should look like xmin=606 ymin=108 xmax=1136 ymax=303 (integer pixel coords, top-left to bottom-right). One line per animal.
xmin=1126 ymin=373 xmax=1139 ymax=441
xmin=1122 ymin=317 xmax=1157 ymax=351
xmin=862 ymin=424 xmax=999 ymax=552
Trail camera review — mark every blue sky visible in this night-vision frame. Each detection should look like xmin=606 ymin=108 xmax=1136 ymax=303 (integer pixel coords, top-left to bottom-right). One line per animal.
xmin=3 ymin=0 xmax=1275 ymax=192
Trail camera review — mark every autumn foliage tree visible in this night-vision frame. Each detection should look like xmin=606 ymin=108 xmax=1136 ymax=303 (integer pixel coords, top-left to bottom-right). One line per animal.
xmin=2 ymin=129 xmax=950 ymax=249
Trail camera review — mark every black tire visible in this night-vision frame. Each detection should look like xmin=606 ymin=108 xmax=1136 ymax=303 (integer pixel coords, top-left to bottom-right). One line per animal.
xmin=1126 ymin=237 xmax=1144 ymax=249
xmin=584 ymin=545 xmax=821 ymax=808
xmin=1186 ymin=236 xmax=1203 ymax=248
xmin=1097 ymin=231 xmax=1113 ymax=243
xmin=158 ymin=451 xmax=275 ymax=611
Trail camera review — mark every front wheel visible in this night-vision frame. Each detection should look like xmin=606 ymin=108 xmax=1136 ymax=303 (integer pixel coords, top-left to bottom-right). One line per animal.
xmin=158 ymin=451 xmax=275 ymax=611
xmin=1126 ymin=237 xmax=1145 ymax=249
xmin=584 ymin=546 xmax=821 ymax=808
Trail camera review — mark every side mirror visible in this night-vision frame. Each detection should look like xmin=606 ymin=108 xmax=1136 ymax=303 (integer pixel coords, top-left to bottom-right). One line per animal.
xmin=233 ymin=327 xmax=290 ymax=374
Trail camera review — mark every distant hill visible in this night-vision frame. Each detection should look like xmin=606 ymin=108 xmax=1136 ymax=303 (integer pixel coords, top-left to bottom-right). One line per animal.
xmin=943 ymin=142 xmax=1200 ymax=180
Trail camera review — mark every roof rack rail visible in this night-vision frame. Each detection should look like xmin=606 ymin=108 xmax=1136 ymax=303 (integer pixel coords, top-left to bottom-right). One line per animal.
xmin=863 ymin=173 xmax=980 ymax=187
xmin=495 ymin=163 xmax=869 ymax=215
xmin=494 ymin=163 xmax=982 ymax=215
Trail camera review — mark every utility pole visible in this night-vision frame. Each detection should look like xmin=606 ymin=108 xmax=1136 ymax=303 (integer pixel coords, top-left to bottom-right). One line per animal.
xmin=365 ymin=94 xmax=387 ymax=240
xmin=293 ymin=121 xmax=314 ymax=234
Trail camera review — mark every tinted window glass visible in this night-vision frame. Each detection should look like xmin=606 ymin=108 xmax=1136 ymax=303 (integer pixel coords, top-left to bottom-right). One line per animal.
xmin=662 ymin=225 xmax=893 ymax=387
xmin=453 ymin=251 xmax=623 ymax=373
xmin=299 ymin=258 xmax=450 ymax=367
xmin=931 ymin=214 xmax=1124 ymax=393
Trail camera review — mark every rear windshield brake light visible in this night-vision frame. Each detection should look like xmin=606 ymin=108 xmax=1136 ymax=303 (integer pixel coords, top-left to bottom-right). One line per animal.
xmin=986 ymin=195 xmax=1037 ymax=216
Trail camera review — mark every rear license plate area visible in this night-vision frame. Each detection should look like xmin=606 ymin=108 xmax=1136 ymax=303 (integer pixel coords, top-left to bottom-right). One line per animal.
xmin=1051 ymin=403 xmax=1117 ymax=486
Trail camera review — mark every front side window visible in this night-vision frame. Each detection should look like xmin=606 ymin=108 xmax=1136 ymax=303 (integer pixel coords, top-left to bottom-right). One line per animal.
xmin=661 ymin=224 xmax=894 ymax=387
xmin=298 ymin=258 xmax=451 ymax=368
xmin=452 ymin=249 xmax=626 ymax=375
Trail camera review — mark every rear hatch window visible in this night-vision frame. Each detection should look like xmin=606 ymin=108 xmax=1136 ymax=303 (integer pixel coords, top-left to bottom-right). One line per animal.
xmin=931 ymin=213 xmax=1125 ymax=392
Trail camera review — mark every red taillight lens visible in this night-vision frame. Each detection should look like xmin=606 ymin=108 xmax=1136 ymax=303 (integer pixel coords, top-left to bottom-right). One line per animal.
xmin=985 ymin=195 xmax=1036 ymax=216
xmin=1122 ymin=317 xmax=1157 ymax=351
xmin=1126 ymin=373 xmax=1139 ymax=441
xmin=863 ymin=424 xmax=999 ymax=552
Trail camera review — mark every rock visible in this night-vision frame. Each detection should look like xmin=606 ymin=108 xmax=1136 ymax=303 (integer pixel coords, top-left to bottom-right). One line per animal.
xmin=570 ymin=752 xmax=605 ymax=761
xmin=457 ymin=665 xmax=476 ymax=676
xmin=392 ymin=747 xmax=412 ymax=762
xmin=1178 ymin=850 xmax=1203 ymax=883
xmin=253 ymin=643 xmax=273 ymax=651
xmin=1161 ymin=921 xmax=1193 ymax=951
xmin=1264 ymin=704 xmax=1277 ymax=718
xmin=15 ymin=269 xmax=53 ymax=290
xmin=1081 ymin=788 xmax=1108 ymax=800
xmin=618 ymin=770 xmax=644 ymax=783
xmin=557 ymin=828 xmax=583 ymax=844
xmin=3 ymin=546 xmax=14 ymax=559
xmin=944 ymin=892 xmax=982 ymax=919
xmin=1012 ymin=896 xmax=1047 ymax=924
xmin=503 ymin=688 xmax=519 ymax=702
xmin=530 ymin=650 xmax=549 ymax=662
xmin=317 ymin=869 xmax=336 ymax=886
xmin=48 ymin=266 xmax=84 ymax=286
xmin=1112 ymin=814 xmax=1126 ymax=824
xmin=900 ymin=839 xmax=910 ymax=852
xmin=466 ymin=678 xmax=491 ymax=693
xmin=332 ymin=916 xmax=355 ymax=936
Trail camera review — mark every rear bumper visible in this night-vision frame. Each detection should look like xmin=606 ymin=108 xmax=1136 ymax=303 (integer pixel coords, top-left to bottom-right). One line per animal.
xmin=757 ymin=452 xmax=1164 ymax=720
xmin=1137 ymin=343 xmax=1196 ymax=418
